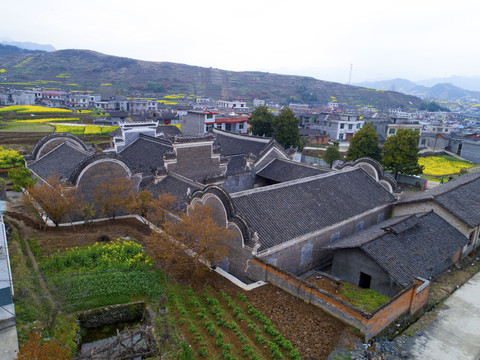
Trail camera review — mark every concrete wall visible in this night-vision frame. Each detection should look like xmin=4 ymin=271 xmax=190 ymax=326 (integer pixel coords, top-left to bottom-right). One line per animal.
xmin=460 ymin=142 xmax=480 ymax=164
xmin=222 ymin=172 xmax=256 ymax=193
xmin=179 ymin=113 xmax=204 ymax=136
xmin=245 ymin=257 xmax=429 ymax=341
xmin=396 ymin=174 xmax=427 ymax=189
xmin=331 ymin=248 xmax=402 ymax=297
xmin=258 ymin=205 xmax=393 ymax=276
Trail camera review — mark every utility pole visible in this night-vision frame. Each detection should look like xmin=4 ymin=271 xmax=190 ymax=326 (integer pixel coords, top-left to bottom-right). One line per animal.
xmin=348 ymin=64 xmax=353 ymax=85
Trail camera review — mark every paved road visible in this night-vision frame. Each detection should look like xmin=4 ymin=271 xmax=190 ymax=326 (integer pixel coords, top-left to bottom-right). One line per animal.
xmin=410 ymin=271 xmax=480 ymax=360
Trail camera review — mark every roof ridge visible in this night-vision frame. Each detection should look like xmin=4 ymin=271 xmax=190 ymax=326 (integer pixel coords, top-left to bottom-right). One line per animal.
xmin=29 ymin=142 xmax=89 ymax=165
xmin=427 ymin=170 xmax=480 ymax=197
xmin=212 ymin=128 xmax=271 ymax=143
xmin=168 ymin=171 xmax=205 ymax=188
xmin=231 ymin=167 xmax=359 ymax=198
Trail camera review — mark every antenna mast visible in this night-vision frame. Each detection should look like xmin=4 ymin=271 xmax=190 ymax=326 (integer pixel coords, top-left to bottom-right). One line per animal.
xmin=348 ymin=64 xmax=353 ymax=85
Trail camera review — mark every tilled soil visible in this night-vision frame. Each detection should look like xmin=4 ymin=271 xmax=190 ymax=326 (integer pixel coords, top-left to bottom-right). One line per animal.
xmin=190 ymin=271 xmax=352 ymax=360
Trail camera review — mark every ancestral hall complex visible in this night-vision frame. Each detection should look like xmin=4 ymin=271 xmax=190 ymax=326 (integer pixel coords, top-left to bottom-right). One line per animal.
xmin=25 ymin=124 xmax=478 ymax=339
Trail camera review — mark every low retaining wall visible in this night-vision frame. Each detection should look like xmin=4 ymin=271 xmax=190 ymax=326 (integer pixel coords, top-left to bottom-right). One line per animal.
xmin=78 ymin=301 xmax=145 ymax=328
xmin=246 ymin=258 xmax=429 ymax=341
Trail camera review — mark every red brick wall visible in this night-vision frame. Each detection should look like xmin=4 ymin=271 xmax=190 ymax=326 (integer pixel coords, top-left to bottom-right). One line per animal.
xmin=409 ymin=279 xmax=430 ymax=315
xmin=452 ymin=249 xmax=462 ymax=264
xmin=249 ymin=258 xmax=429 ymax=340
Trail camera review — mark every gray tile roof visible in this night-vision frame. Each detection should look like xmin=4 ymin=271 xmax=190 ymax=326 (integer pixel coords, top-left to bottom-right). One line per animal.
xmin=144 ymin=173 xmax=204 ymax=212
xmin=28 ymin=142 xmax=90 ymax=180
xmin=330 ymin=212 xmax=469 ymax=287
xmin=156 ymin=125 xmax=182 ymax=139
xmin=213 ymin=129 xmax=270 ymax=157
xmin=256 ymin=158 xmax=329 ymax=183
xmin=230 ymin=167 xmax=396 ymax=252
xmin=226 ymin=154 xmax=249 ymax=176
xmin=399 ymin=170 xmax=480 ymax=228
xmin=119 ymin=134 xmax=172 ymax=175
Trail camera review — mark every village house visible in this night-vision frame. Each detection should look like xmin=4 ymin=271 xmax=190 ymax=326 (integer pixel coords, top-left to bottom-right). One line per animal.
xmin=179 ymin=110 xmax=249 ymax=136
xmin=394 ymin=170 xmax=480 ymax=254
xmin=216 ymin=100 xmax=247 ymax=110
xmin=311 ymin=112 xmax=365 ymax=141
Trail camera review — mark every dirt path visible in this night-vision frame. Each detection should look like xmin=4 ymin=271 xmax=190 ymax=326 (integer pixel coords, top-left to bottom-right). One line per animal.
xmin=5 ymin=211 xmax=57 ymax=313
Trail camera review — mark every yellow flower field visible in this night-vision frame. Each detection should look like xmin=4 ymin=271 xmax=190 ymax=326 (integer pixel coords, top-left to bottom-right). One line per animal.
xmin=418 ymin=156 xmax=474 ymax=176
xmin=54 ymin=124 xmax=118 ymax=135
xmin=17 ymin=106 xmax=72 ymax=114
xmin=17 ymin=118 xmax=80 ymax=123
xmin=0 ymin=105 xmax=72 ymax=113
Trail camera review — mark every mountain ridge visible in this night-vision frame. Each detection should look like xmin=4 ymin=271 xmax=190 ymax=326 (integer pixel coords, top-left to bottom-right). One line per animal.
xmin=0 ymin=45 xmax=422 ymax=108
xmin=356 ymin=77 xmax=480 ymax=101
xmin=0 ymin=39 xmax=55 ymax=52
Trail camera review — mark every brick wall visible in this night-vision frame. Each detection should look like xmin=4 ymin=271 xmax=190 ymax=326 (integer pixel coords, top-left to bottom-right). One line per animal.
xmin=246 ymin=257 xmax=429 ymax=341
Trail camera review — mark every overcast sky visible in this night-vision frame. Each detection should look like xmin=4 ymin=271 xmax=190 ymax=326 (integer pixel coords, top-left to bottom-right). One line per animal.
xmin=2 ymin=0 xmax=479 ymax=84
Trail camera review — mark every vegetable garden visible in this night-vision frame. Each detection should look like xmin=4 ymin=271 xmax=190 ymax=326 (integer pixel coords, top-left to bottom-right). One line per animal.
xmin=170 ymin=286 xmax=301 ymax=359
xmin=39 ymin=240 xmax=162 ymax=312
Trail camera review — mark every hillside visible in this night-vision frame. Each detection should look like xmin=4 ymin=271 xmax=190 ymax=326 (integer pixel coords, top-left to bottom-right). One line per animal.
xmin=0 ymin=48 xmax=422 ymax=108
xmin=0 ymin=43 xmax=45 ymax=56
xmin=356 ymin=77 xmax=480 ymax=101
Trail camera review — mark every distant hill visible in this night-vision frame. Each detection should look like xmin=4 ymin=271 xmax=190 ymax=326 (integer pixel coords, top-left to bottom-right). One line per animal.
xmin=0 ymin=48 xmax=422 ymax=108
xmin=0 ymin=40 xmax=55 ymax=52
xmin=417 ymin=75 xmax=480 ymax=92
xmin=0 ymin=43 xmax=46 ymax=56
xmin=356 ymin=78 xmax=480 ymax=101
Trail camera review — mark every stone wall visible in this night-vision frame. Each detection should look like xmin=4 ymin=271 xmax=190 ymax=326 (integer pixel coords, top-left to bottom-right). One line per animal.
xmin=78 ymin=301 xmax=145 ymax=328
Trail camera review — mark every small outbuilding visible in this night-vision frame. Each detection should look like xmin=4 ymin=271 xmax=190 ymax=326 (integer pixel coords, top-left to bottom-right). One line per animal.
xmin=329 ymin=211 xmax=469 ymax=297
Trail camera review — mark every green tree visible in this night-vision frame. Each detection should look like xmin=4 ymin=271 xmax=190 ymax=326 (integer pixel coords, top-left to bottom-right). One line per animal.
xmin=273 ymin=107 xmax=301 ymax=149
xmin=249 ymin=106 xmax=274 ymax=137
xmin=323 ymin=145 xmax=341 ymax=168
xmin=8 ymin=167 xmax=36 ymax=191
xmin=382 ymin=129 xmax=423 ymax=179
xmin=346 ymin=123 xmax=381 ymax=161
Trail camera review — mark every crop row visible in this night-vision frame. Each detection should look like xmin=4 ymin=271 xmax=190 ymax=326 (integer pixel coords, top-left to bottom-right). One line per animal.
xmin=169 ymin=286 xmax=301 ymax=359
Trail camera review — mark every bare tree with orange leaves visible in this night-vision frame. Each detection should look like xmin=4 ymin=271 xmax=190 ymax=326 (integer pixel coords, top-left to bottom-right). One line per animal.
xmin=127 ymin=189 xmax=153 ymax=224
xmin=146 ymin=204 xmax=233 ymax=279
xmin=94 ymin=177 xmax=136 ymax=220
xmin=146 ymin=192 xmax=177 ymax=229
xmin=23 ymin=174 xmax=79 ymax=227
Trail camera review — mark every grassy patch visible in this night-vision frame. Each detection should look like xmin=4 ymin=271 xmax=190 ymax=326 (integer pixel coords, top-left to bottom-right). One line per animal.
xmin=40 ymin=240 xmax=163 ymax=313
xmin=0 ymin=120 xmax=54 ymax=132
xmin=341 ymin=283 xmax=389 ymax=312
xmin=27 ymin=237 xmax=42 ymax=259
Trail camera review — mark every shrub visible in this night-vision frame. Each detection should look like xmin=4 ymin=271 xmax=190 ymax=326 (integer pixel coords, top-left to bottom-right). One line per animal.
xmin=0 ymin=147 xmax=24 ymax=168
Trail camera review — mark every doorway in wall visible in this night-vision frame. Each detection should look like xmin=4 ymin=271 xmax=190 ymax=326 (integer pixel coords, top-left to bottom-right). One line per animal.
xmin=359 ymin=272 xmax=372 ymax=289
